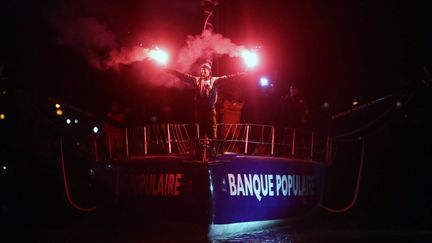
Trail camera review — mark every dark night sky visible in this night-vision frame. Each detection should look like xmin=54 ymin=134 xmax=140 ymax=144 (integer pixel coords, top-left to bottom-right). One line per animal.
xmin=1 ymin=0 xmax=432 ymax=137
xmin=1 ymin=0 xmax=431 ymax=121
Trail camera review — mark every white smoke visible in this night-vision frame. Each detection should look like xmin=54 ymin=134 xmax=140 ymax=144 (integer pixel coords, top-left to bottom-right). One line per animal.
xmin=176 ymin=30 xmax=246 ymax=72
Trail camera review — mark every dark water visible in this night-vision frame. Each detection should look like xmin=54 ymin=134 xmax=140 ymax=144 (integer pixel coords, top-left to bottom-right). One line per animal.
xmin=6 ymin=224 xmax=432 ymax=243
xmin=4 ymin=211 xmax=432 ymax=243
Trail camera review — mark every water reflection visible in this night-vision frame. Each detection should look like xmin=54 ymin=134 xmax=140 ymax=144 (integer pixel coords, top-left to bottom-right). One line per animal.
xmin=212 ymin=227 xmax=294 ymax=243
xmin=4 ymin=213 xmax=432 ymax=242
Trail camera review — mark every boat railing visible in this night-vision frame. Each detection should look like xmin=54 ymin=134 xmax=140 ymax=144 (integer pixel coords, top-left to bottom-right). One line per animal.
xmin=215 ymin=123 xmax=324 ymax=160
xmin=216 ymin=123 xmax=275 ymax=156
xmin=122 ymin=123 xmax=199 ymax=157
xmin=100 ymin=123 xmax=329 ymax=161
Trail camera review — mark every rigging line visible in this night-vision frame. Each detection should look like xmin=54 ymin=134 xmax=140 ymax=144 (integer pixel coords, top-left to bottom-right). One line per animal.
xmin=332 ymin=104 xmax=396 ymax=140
xmin=180 ymin=124 xmax=189 ymax=153
xmin=232 ymin=124 xmax=244 ymax=152
xmin=23 ymin=96 xmax=58 ymax=126
xmin=223 ymin=124 xmax=231 ymax=140
xmin=173 ymin=125 xmax=179 ymax=151
xmin=358 ymin=88 xmax=419 ymax=140
xmin=226 ymin=124 xmax=237 ymax=152
xmin=183 ymin=125 xmax=193 ymax=153
xmin=225 ymin=124 xmax=236 ymax=152
xmin=203 ymin=10 xmax=214 ymax=34
xmin=331 ymin=94 xmax=395 ymax=120
xmin=333 ymin=102 xmax=410 ymax=143
xmin=333 ymin=88 xmax=417 ymax=139
xmin=48 ymin=97 xmax=96 ymax=119
xmin=170 ymin=125 xmax=179 ymax=153
xmin=176 ymin=124 xmax=186 ymax=154
xmin=320 ymin=138 xmax=365 ymax=213
xmin=225 ymin=124 xmax=233 ymax=152
xmin=59 ymin=137 xmax=97 ymax=212
xmin=221 ymin=123 xmax=233 ymax=152
xmin=175 ymin=125 xmax=184 ymax=154
xmin=202 ymin=0 xmax=217 ymax=34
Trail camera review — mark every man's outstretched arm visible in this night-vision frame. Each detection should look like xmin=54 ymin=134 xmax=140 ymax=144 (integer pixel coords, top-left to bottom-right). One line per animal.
xmin=165 ymin=69 xmax=196 ymax=84
xmin=216 ymin=71 xmax=249 ymax=81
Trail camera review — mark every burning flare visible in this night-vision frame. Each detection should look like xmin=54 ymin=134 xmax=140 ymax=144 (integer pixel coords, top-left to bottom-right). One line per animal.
xmin=148 ymin=47 xmax=169 ymax=66
xmin=241 ymin=49 xmax=259 ymax=68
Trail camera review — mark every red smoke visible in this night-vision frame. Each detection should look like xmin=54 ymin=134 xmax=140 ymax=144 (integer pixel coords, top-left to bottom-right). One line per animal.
xmin=57 ymin=18 xmax=249 ymax=86
xmin=57 ymin=17 xmax=118 ymax=70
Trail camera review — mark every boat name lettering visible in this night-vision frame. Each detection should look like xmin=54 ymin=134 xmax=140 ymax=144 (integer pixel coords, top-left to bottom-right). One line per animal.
xmin=227 ymin=173 xmax=315 ymax=201
xmin=134 ymin=173 xmax=182 ymax=196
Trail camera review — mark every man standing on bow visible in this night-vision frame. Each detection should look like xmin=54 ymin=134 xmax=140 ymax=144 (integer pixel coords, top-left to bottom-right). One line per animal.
xmin=166 ymin=63 xmax=246 ymax=140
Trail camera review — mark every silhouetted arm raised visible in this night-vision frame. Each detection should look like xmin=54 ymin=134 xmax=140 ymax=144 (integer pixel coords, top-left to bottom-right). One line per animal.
xmin=165 ymin=69 xmax=196 ymax=85
xmin=215 ymin=72 xmax=248 ymax=82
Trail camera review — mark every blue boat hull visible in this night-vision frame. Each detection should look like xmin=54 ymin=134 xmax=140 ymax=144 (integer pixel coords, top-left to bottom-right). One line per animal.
xmin=94 ymin=154 xmax=324 ymax=236
xmin=208 ymin=155 xmax=323 ymax=224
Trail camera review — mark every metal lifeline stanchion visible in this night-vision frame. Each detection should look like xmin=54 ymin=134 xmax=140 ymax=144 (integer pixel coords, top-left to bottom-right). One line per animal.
xmin=244 ymin=124 xmax=250 ymax=154
xmin=195 ymin=123 xmax=200 ymax=139
xmin=271 ymin=126 xmax=275 ymax=156
xmin=125 ymin=127 xmax=129 ymax=157
xmin=167 ymin=123 xmax=172 ymax=154
xmin=144 ymin=126 xmax=147 ymax=155
xmin=310 ymin=132 xmax=315 ymax=160
xmin=291 ymin=128 xmax=296 ymax=159
xmin=172 ymin=124 xmax=179 ymax=153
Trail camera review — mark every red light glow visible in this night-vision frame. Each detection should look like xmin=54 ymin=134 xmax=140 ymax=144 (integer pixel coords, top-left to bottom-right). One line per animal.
xmin=241 ymin=49 xmax=259 ymax=68
xmin=148 ymin=47 xmax=169 ymax=65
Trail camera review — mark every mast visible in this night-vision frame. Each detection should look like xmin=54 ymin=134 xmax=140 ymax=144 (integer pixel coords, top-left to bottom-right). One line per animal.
xmin=200 ymin=0 xmax=219 ymax=66
xmin=201 ymin=0 xmax=218 ymax=34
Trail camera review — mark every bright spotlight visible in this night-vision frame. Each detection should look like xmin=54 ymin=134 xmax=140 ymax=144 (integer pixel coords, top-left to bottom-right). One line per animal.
xmin=93 ymin=126 xmax=99 ymax=134
xmin=66 ymin=119 xmax=71 ymax=124
xmin=241 ymin=49 xmax=259 ymax=68
xmin=148 ymin=47 xmax=169 ymax=65
xmin=260 ymin=77 xmax=269 ymax=87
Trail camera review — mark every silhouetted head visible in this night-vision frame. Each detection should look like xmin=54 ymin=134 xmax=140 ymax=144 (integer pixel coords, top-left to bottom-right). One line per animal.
xmin=200 ymin=63 xmax=212 ymax=78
